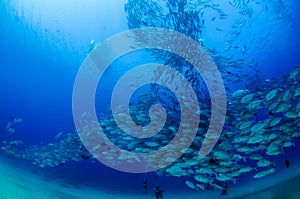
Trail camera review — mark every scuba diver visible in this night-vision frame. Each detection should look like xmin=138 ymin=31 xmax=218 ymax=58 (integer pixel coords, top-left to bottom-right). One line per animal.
xmin=142 ymin=179 xmax=148 ymax=195
xmin=220 ymin=183 xmax=228 ymax=196
xmin=154 ymin=185 xmax=164 ymax=199
xmin=221 ymin=188 xmax=228 ymax=196
xmin=285 ymin=160 xmax=290 ymax=168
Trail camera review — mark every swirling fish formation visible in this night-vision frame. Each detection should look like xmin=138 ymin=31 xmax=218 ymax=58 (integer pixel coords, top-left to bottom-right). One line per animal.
xmin=2 ymin=66 xmax=299 ymax=191
xmin=1 ymin=0 xmax=299 ymax=193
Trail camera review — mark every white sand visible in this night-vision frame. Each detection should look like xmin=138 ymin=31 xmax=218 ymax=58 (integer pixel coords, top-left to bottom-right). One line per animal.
xmin=0 ymin=156 xmax=218 ymax=199
xmin=1 ymin=155 xmax=300 ymax=199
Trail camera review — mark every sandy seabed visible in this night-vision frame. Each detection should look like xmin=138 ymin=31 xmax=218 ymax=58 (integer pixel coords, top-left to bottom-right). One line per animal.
xmin=1 ymin=156 xmax=300 ymax=199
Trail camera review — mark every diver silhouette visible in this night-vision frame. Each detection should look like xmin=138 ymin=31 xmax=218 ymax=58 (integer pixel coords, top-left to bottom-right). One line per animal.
xmin=220 ymin=183 xmax=228 ymax=196
xmin=142 ymin=179 xmax=148 ymax=195
xmin=285 ymin=160 xmax=290 ymax=168
xmin=220 ymin=188 xmax=228 ymax=196
xmin=154 ymin=185 xmax=164 ymax=199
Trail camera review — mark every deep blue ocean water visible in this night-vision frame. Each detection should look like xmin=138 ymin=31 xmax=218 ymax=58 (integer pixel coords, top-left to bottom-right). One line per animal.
xmin=1 ymin=0 xmax=300 ymax=197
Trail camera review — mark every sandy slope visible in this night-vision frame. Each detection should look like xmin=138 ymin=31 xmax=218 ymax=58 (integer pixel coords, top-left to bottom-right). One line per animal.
xmin=0 ymin=156 xmax=217 ymax=199
xmin=1 ymin=156 xmax=300 ymax=199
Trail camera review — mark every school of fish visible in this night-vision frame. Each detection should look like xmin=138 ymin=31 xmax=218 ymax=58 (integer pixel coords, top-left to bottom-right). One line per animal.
xmin=1 ymin=0 xmax=299 ymax=193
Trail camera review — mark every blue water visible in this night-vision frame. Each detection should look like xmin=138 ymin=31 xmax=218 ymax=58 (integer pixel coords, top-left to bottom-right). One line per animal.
xmin=1 ymin=0 xmax=300 ymax=196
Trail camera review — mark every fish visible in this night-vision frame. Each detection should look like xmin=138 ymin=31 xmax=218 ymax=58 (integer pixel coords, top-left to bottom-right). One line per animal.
xmin=266 ymin=90 xmax=277 ymax=101
xmin=257 ymin=159 xmax=273 ymax=167
xmin=248 ymin=135 xmax=265 ymax=144
xmin=5 ymin=118 xmax=23 ymax=135
xmin=253 ymin=170 xmax=268 ymax=178
xmin=239 ymin=121 xmax=254 ymax=130
xmin=251 ymin=123 xmax=266 ymax=133
xmin=233 ymin=135 xmax=249 ymax=143
xmin=194 ymin=175 xmax=211 ymax=184
xmin=239 ymin=166 xmax=255 ymax=173
xmin=0 ymin=0 xmax=299 ymax=193
xmin=289 ymin=68 xmax=299 ymax=79
xmin=55 ymin=132 xmax=63 ymax=139
xmin=249 ymin=154 xmax=264 ymax=161
xmin=196 ymin=183 xmax=206 ymax=191
xmin=293 ymin=87 xmax=300 ymax=96
xmin=275 ymin=103 xmax=291 ymax=113
xmin=232 ymin=89 xmax=247 ymax=98
xmin=247 ymin=100 xmax=262 ymax=110
xmin=185 ymin=180 xmax=197 ymax=190
xmin=241 ymin=94 xmax=255 ymax=103
xmin=284 ymin=111 xmax=298 ymax=119
xmin=269 ymin=117 xmax=282 ymax=127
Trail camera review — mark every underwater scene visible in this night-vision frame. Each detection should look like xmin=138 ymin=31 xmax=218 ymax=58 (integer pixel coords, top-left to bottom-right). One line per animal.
xmin=1 ymin=0 xmax=300 ymax=198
